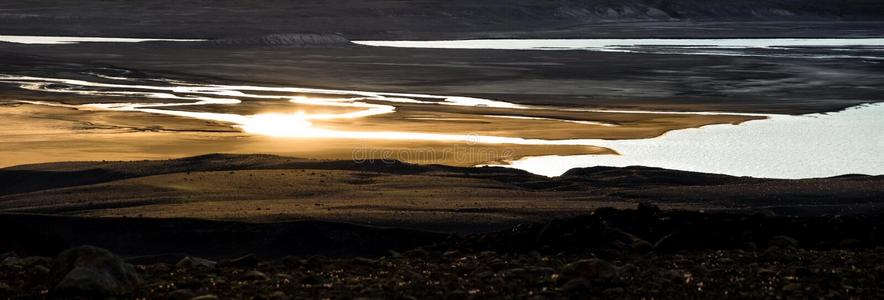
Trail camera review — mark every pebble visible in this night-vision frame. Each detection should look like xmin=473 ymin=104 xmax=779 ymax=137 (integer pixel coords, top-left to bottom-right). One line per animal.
xmin=167 ymin=289 xmax=195 ymax=300
xmin=0 ymin=252 xmax=16 ymax=261
xmin=770 ymin=235 xmax=800 ymax=248
xmin=562 ymin=278 xmax=593 ymax=293
xmin=30 ymin=265 xmax=50 ymax=277
xmin=176 ymin=256 xmax=217 ymax=269
xmin=220 ymin=254 xmax=258 ymax=268
xmin=562 ymin=258 xmax=618 ymax=279
xmin=269 ymin=291 xmax=288 ymax=299
xmin=242 ymin=270 xmax=270 ymax=281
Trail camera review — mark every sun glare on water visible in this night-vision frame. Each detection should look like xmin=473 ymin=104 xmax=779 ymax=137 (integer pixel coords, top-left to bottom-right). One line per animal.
xmin=239 ymin=112 xmax=315 ymax=137
xmin=0 ymin=74 xmax=628 ymax=145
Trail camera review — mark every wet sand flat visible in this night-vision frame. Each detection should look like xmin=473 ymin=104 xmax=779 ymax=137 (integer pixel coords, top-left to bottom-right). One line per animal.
xmin=0 ymin=103 xmax=619 ymax=168
xmin=0 ymin=63 xmax=759 ymax=169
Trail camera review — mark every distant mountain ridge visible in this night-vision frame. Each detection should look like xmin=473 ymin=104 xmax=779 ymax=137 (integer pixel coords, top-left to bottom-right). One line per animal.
xmin=0 ymin=0 xmax=882 ymax=39
xmin=602 ymin=0 xmax=884 ymax=19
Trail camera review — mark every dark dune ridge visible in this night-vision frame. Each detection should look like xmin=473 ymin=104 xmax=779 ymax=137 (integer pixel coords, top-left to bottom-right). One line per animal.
xmin=1 ymin=154 xmax=882 ymax=233
xmin=3 ymin=153 xmax=882 ymax=200
xmin=0 ymin=154 xmax=534 ymax=196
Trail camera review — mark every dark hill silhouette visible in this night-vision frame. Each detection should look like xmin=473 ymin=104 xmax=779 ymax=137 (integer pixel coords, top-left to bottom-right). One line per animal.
xmin=0 ymin=0 xmax=882 ymax=39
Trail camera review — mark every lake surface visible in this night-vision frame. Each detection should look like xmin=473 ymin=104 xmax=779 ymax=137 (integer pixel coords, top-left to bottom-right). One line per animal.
xmin=500 ymin=103 xmax=884 ymax=179
xmin=355 ymin=38 xmax=884 ymax=59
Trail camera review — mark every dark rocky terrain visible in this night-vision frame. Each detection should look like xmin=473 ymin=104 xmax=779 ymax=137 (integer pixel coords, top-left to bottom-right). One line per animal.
xmin=3 ymin=206 xmax=884 ymax=299
xmin=2 ymin=156 xmax=881 ymax=298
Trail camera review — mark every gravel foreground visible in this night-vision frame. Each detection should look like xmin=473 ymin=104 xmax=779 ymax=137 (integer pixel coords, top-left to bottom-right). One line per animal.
xmin=2 ymin=206 xmax=884 ymax=299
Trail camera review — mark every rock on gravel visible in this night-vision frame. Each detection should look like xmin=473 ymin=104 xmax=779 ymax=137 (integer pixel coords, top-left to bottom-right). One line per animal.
xmin=50 ymin=246 xmax=141 ymax=298
xmin=165 ymin=288 xmax=195 ymax=300
xmin=769 ymin=235 xmax=800 ymax=248
xmin=219 ymin=254 xmax=258 ymax=268
xmin=176 ymin=256 xmax=217 ymax=269
xmin=0 ymin=252 xmax=16 ymax=261
xmin=562 ymin=258 xmax=618 ymax=279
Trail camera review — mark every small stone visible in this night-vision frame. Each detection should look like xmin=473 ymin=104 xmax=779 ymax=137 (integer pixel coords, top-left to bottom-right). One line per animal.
xmin=562 ymin=258 xmax=618 ymax=279
xmin=0 ymin=282 xmax=13 ymax=293
xmin=502 ymin=268 xmax=532 ymax=281
xmin=21 ymin=256 xmax=52 ymax=267
xmin=769 ymin=236 xmax=799 ymax=248
xmin=839 ymin=239 xmax=861 ymax=248
xmin=756 ymin=209 xmax=777 ymax=218
xmin=742 ymin=242 xmax=758 ymax=252
xmin=442 ymin=250 xmax=461 ymax=258
xmin=176 ymin=256 xmax=217 ymax=269
xmin=305 ymin=255 xmax=327 ymax=267
xmin=632 ymin=240 xmax=654 ymax=254
xmin=300 ymin=274 xmax=323 ymax=285
xmin=280 ymin=256 xmax=303 ymax=267
xmin=782 ymin=283 xmax=801 ymax=292
xmin=636 ymin=202 xmax=660 ymax=216
xmin=401 ymin=270 xmax=424 ymax=280
xmin=31 ymin=265 xmax=51 ymax=277
xmin=354 ymin=257 xmax=377 ymax=265
xmin=167 ymin=289 xmax=195 ymax=300
xmin=269 ymin=291 xmax=287 ymax=299
xmin=562 ymin=278 xmax=593 ymax=293
xmin=0 ymin=252 xmax=16 ymax=261
xmin=757 ymin=268 xmax=776 ymax=275
xmin=471 ymin=270 xmax=494 ymax=280
xmin=478 ymin=251 xmax=497 ymax=258
xmin=529 ymin=266 xmax=556 ymax=277
xmin=242 ymin=270 xmax=269 ymax=281
xmin=663 ymin=270 xmax=683 ymax=282
xmin=190 ymin=295 xmax=220 ymax=300
xmin=220 ymin=254 xmax=258 ymax=268
xmin=404 ymin=248 xmax=430 ymax=258
xmin=1 ymin=256 xmax=22 ymax=267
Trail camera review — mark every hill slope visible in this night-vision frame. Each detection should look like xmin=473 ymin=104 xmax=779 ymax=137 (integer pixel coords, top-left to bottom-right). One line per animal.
xmin=1 ymin=154 xmax=882 ymax=232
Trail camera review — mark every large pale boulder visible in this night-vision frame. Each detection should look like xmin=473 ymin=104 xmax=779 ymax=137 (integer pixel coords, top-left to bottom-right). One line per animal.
xmin=50 ymin=246 xmax=141 ymax=298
